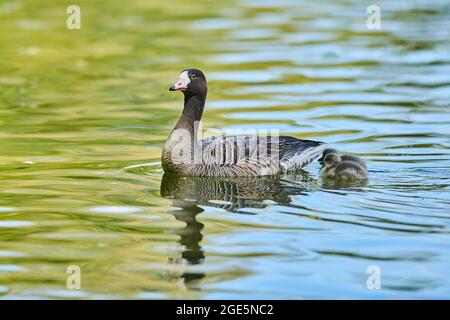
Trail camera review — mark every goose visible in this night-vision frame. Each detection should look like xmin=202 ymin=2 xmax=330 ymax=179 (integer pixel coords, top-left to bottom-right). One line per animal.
xmin=162 ymin=68 xmax=327 ymax=177
xmin=320 ymin=153 xmax=368 ymax=180
xmin=318 ymin=148 xmax=367 ymax=170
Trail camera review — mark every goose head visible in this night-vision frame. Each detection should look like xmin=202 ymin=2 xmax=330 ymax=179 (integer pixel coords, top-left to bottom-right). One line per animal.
xmin=323 ymin=153 xmax=341 ymax=168
xmin=318 ymin=148 xmax=338 ymax=164
xmin=169 ymin=69 xmax=207 ymax=96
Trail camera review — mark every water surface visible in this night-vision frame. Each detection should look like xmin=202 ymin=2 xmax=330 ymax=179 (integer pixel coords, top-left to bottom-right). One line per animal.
xmin=0 ymin=0 xmax=449 ymax=299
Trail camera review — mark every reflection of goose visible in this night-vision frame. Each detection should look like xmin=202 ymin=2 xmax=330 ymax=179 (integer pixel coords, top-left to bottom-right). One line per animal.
xmin=164 ymin=187 xmax=205 ymax=284
xmin=172 ymin=205 xmax=204 ymax=265
xmin=160 ymin=172 xmax=315 ymax=212
xmin=161 ymin=173 xmax=315 ymax=284
xmin=169 ymin=204 xmax=205 ymax=283
xmin=162 ymin=69 xmax=327 ymax=177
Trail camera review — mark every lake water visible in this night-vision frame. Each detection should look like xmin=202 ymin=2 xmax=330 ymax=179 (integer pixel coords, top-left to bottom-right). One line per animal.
xmin=0 ymin=0 xmax=449 ymax=299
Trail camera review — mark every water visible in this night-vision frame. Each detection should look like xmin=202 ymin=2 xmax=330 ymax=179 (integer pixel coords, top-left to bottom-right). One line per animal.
xmin=0 ymin=0 xmax=449 ymax=299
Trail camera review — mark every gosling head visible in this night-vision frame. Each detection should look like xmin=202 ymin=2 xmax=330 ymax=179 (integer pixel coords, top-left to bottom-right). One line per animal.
xmin=318 ymin=148 xmax=338 ymax=164
xmin=169 ymin=68 xmax=207 ymax=97
xmin=323 ymin=153 xmax=341 ymax=167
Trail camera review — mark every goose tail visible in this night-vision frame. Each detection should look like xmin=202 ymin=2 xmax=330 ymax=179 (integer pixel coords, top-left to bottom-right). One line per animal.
xmin=281 ymin=141 xmax=328 ymax=171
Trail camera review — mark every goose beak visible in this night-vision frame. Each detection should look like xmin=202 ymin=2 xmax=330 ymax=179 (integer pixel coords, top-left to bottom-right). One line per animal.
xmin=169 ymin=71 xmax=190 ymax=91
xmin=169 ymin=83 xmax=186 ymax=91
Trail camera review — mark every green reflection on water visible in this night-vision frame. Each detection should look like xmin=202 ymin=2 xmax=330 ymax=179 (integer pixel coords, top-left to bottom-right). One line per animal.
xmin=0 ymin=0 xmax=449 ymax=299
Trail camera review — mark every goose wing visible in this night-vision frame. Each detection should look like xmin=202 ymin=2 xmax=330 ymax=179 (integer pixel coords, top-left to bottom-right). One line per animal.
xmin=200 ymin=135 xmax=325 ymax=170
xmin=200 ymin=135 xmax=269 ymax=165
xmin=277 ymin=136 xmax=327 ymax=170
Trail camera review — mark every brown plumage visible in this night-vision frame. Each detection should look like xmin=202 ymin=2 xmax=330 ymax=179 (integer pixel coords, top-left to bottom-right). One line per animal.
xmin=321 ymin=153 xmax=368 ymax=180
xmin=318 ymin=148 xmax=367 ymax=170
xmin=162 ymin=69 xmax=327 ymax=177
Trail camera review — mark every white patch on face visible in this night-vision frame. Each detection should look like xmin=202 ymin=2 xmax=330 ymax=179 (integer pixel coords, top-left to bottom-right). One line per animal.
xmin=177 ymin=71 xmax=190 ymax=88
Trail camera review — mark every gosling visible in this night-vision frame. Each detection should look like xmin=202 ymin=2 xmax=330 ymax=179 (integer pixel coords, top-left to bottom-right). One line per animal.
xmin=321 ymin=153 xmax=368 ymax=180
xmin=319 ymin=148 xmax=367 ymax=170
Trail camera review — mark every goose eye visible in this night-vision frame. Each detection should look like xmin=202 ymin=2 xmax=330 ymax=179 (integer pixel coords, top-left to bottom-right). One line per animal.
xmin=190 ymin=74 xmax=196 ymax=79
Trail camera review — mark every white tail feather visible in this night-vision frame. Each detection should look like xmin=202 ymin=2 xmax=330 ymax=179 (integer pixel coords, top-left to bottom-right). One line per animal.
xmin=281 ymin=143 xmax=328 ymax=171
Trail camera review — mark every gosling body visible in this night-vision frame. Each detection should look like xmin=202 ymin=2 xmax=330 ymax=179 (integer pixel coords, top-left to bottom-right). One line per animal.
xmin=319 ymin=148 xmax=367 ymax=170
xmin=321 ymin=153 xmax=368 ymax=180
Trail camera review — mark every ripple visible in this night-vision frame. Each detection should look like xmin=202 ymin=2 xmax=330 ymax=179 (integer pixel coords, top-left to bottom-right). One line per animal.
xmin=1 ymin=0 xmax=450 ymax=300
xmin=0 ymin=250 xmax=27 ymax=258
xmin=123 ymin=162 xmax=162 ymax=176
xmin=88 ymin=206 xmax=141 ymax=214
xmin=134 ymin=292 xmax=169 ymax=299
xmin=41 ymin=289 xmax=88 ymax=299
xmin=0 ymin=264 xmax=27 ymax=272
xmin=0 ymin=221 xmax=33 ymax=228
xmin=193 ymin=18 xmax=239 ymax=30
xmin=209 ymin=70 xmax=282 ymax=83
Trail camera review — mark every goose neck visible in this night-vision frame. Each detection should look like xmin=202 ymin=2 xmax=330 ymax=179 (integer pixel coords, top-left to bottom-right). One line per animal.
xmin=174 ymin=93 xmax=206 ymax=135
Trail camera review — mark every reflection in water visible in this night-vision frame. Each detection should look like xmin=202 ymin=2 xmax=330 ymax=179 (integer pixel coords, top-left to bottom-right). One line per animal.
xmin=160 ymin=172 xmax=316 ymax=212
xmin=160 ymin=172 xmax=369 ymax=285
xmin=161 ymin=172 xmax=367 ymax=210
xmin=321 ymin=178 xmax=368 ymax=189
xmin=161 ymin=175 xmax=206 ymax=284
xmin=1 ymin=0 xmax=449 ymax=299
xmin=170 ymin=204 xmax=205 ymax=284
xmin=160 ymin=172 xmax=318 ymax=284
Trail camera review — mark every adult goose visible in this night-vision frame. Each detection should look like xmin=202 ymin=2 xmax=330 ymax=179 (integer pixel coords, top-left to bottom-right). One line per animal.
xmin=162 ymin=69 xmax=327 ymax=177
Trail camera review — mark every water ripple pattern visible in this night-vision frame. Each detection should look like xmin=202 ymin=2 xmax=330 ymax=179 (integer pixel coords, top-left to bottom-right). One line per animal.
xmin=0 ymin=0 xmax=449 ymax=299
